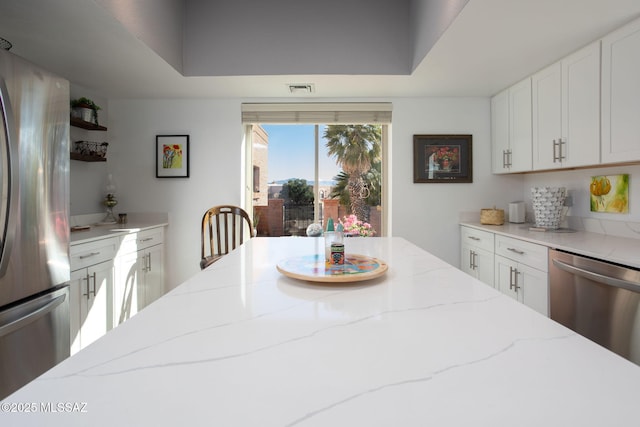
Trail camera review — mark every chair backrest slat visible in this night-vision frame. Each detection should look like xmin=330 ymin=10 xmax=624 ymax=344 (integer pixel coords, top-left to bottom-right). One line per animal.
xmin=200 ymin=205 xmax=253 ymax=269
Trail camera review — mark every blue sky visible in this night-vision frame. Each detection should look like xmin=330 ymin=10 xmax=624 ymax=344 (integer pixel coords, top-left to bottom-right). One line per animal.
xmin=263 ymin=124 xmax=342 ymax=183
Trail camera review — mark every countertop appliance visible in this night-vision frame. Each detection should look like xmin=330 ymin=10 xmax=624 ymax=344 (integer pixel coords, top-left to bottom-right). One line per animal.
xmin=0 ymin=49 xmax=70 ymax=399
xmin=549 ymin=248 xmax=640 ymax=365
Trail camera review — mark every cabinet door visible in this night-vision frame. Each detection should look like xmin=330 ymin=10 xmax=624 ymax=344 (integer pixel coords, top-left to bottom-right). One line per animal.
xmin=491 ymin=89 xmax=510 ymax=174
xmin=519 ymin=263 xmax=549 ymax=316
xmin=602 ymin=17 xmax=640 ymax=163
xmin=495 ymin=255 xmax=548 ymax=317
xmin=460 ymin=242 xmax=476 ymax=277
xmin=474 ymin=247 xmax=495 ymax=288
xmin=509 ymin=78 xmax=533 ymax=172
xmin=113 ymin=251 xmax=143 ymax=326
xmin=69 ymin=269 xmax=85 ymax=355
xmin=562 ymin=41 xmax=600 ymax=167
xmin=70 ymin=260 xmax=114 ymax=354
xmin=142 ymin=244 xmax=165 ymax=306
xmin=532 ymin=62 xmax=562 ymax=170
xmin=495 ymin=255 xmax=519 ymax=302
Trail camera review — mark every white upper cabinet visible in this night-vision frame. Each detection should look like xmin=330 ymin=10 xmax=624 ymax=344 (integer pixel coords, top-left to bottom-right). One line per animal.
xmin=492 ymin=78 xmax=532 ymax=174
xmin=491 ymin=89 xmax=509 ymax=174
xmin=602 ymin=17 xmax=640 ymax=163
xmin=533 ymin=42 xmax=600 ymax=170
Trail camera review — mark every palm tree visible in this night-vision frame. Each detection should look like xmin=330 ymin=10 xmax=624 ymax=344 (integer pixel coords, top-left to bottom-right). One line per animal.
xmin=330 ymin=159 xmax=381 ymax=210
xmin=324 ymin=125 xmax=381 ymax=221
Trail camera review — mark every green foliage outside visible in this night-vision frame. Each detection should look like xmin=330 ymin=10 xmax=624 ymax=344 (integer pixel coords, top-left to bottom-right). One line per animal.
xmin=281 ymin=178 xmax=314 ymax=205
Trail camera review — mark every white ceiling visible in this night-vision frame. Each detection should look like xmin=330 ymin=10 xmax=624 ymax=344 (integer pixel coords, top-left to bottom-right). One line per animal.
xmin=1 ymin=0 xmax=640 ymax=99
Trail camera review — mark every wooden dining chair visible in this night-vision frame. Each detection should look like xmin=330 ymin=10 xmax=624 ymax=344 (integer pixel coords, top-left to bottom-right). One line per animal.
xmin=200 ymin=205 xmax=254 ymax=269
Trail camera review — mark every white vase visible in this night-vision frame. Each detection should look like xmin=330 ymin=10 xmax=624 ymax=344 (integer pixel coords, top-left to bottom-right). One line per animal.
xmin=531 ymin=187 xmax=566 ymax=229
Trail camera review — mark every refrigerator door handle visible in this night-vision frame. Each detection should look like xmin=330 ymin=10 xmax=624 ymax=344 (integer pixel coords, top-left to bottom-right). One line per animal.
xmin=0 ymin=76 xmax=18 ymax=278
xmin=0 ymin=292 xmax=66 ymax=338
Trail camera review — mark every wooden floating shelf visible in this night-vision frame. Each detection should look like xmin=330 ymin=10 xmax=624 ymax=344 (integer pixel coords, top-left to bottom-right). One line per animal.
xmin=70 ymin=117 xmax=107 ymax=131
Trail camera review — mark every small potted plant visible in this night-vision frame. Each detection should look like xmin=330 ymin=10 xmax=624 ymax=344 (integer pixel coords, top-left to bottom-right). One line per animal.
xmin=71 ymin=97 xmax=101 ymax=125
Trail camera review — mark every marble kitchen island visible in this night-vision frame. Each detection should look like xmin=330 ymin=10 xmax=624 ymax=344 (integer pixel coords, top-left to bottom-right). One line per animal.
xmin=2 ymin=237 xmax=639 ymax=426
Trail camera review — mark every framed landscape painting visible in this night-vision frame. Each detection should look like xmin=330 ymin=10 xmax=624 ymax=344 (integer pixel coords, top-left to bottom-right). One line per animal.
xmin=413 ymin=134 xmax=472 ymax=183
xmin=156 ymin=135 xmax=190 ymax=178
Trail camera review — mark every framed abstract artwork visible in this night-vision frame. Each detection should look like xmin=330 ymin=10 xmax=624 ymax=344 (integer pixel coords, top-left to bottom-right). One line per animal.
xmin=590 ymin=174 xmax=629 ymax=213
xmin=413 ymin=134 xmax=472 ymax=183
xmin=156 ymin=135 xmax=190 ymax=178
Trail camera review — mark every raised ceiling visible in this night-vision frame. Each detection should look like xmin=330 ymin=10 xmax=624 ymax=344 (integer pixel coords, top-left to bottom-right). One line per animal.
xmin=1 ymin=0 xmax=639 ymax=99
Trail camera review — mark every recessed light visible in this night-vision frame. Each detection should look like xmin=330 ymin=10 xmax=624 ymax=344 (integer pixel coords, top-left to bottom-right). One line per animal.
xmin=287 ymin=83 xmax=315 ymax=94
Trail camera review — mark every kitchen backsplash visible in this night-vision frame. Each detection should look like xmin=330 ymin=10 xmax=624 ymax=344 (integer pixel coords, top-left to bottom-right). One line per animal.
xmin=461 ymin=164 xmax=640 ymax=240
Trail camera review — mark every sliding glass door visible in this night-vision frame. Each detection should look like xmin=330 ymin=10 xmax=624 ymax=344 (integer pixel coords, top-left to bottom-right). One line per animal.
xmin=242 ymin=103 xmax=391 ymax=238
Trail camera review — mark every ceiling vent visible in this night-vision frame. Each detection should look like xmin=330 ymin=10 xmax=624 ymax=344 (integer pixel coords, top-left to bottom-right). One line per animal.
xmin=287 ymin=83 xmax=315 ymax=94
xmin=0 ymin=37 xmax=12 ymax=51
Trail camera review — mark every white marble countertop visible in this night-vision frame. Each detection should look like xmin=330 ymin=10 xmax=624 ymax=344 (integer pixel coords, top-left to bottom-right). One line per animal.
xmin=70 ymin=213 xmax=168 ymax=245
xmin=461 ymin=221 xmax=640 ymax=269
xmin=3 ymin=237 xmax=639 ymax=426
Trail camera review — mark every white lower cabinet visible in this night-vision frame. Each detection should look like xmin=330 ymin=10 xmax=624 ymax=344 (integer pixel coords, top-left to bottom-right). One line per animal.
xmin=495 ymin=255 xmax=548 ymax=316
xmin=460 ymin=226 xmax=494 ymax=287
xmin=114 ymin=228 xmax=165 ymax=326
xmin=70 ymin=226 xmax=165 ymax=353
xmin=69 ymin=237 xmax=118 ymax=355
xmin=494 ymin=235 xmax=549 ymax=316
xmin=459 ymin=227 xmax=550 ymax=316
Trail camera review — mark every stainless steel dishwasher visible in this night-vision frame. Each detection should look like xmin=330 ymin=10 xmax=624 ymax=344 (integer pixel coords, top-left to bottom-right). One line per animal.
xmin=549 ymin=248 xmax=640 ymax=365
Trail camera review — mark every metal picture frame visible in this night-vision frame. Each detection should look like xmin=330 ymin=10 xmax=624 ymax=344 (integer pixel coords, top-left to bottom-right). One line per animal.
xmin=156 ymin=135 xmax=190 ymax=178
xmin=413 ymin=134 xmax=472 ymax=183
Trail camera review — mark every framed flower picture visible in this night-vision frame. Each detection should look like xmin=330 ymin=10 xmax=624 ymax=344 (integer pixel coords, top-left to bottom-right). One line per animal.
xmin=156 ymin=135 xmax=190 ymax=178
xmin=413 ymin=134 xmax=472 ymax=183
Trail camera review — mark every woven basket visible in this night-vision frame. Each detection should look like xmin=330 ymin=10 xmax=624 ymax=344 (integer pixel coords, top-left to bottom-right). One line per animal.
xmin=480 ymin=208 xmax=504 ymax=225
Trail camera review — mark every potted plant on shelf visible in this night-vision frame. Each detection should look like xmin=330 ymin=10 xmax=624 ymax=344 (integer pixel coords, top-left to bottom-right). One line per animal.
xmin=70 ymin=97 xmax=101 ymax=125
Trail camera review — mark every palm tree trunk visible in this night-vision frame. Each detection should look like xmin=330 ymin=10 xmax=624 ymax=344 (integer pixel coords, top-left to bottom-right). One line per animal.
xmin=348 ymin=177 xmax=368 ymax=222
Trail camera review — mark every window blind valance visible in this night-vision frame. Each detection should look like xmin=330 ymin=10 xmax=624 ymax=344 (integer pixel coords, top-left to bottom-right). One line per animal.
xmin=241 ymin=103 xmax=392 ymax=124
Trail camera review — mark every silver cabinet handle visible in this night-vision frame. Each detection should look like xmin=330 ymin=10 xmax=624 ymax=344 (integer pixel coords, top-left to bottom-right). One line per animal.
xmin=502 ymin=149 xmax=513 ymax=168
xmin=82 ymin=274 xmax=91 ymax=299
xmin=90 ymin=272 xmax=97 ymax=297
xmin=139 ymin=237 xmax=154 ymax=243
xmin=467 ymin=236 xmax=480 ymax=241
xmin=553 ymin=138 xmax=566 ymax=163
xmin=507 ymin=247 xmax=525 ymax=255
xmin=82 ymin=272 xmax=98 ymax=299
xmin=79 ymin=252 xmax=100 ymax=259
xmin=509 ymin=266 xmax=521 ymax=291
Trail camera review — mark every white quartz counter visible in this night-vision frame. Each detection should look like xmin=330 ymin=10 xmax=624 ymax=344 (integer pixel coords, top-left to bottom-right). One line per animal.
xmin=461 ymin=221 xmax=640 ymax=269
xmin=70 ymin=214 xmax=168 ymax=245
xmin=2 ymin=237 xmax=639 ymax=426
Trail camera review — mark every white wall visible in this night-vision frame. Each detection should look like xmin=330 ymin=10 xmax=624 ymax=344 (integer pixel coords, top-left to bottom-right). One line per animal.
xmin=104 ymin=97 xmax=525 ymax=289
xmin=391 ymin=98 xmax=524 ymax=267
xmin=107 ymin=99 xmax=244 ymax=289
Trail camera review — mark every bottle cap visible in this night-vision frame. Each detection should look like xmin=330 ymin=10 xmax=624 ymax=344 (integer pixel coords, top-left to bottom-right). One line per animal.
xmin=336 ymin=223 xmax=343 ymax=232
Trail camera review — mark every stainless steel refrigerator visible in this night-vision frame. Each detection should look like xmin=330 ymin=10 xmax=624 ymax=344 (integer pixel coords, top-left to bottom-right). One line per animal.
xmin=0 ymin=48 xmax=70 ymax=399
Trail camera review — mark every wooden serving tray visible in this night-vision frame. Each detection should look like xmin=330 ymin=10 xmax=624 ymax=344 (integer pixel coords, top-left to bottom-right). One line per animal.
xmin=276 ymin=253 xmax=388 ymax=283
